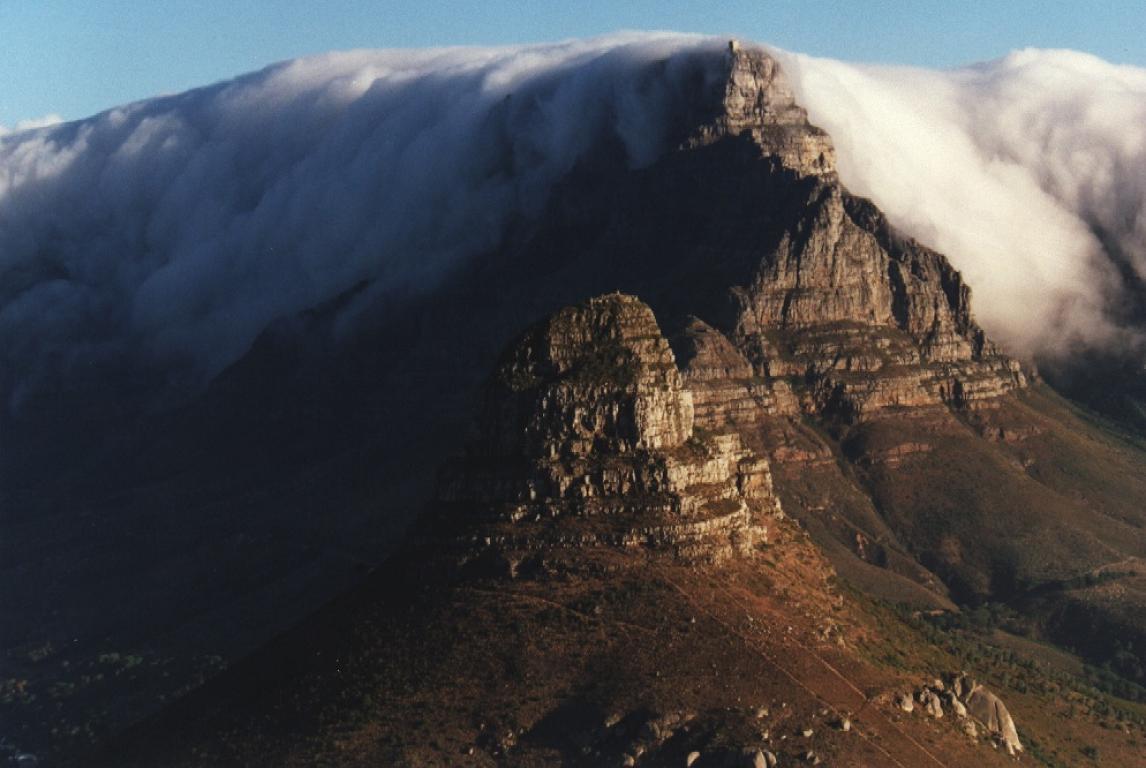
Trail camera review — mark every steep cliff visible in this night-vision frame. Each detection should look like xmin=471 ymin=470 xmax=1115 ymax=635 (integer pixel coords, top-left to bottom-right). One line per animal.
xmin=99 ymin=294 xmax=1044 ymax=768
xmin=681 ymin=46 xmax=1026 ymax=422
xmin=423 ymin=293 xmax=780 ymax=569
xmin=687 ymin=42 xmax=836 ymax=177
xmin=18 ymin=43 xmax=1146 ymax=768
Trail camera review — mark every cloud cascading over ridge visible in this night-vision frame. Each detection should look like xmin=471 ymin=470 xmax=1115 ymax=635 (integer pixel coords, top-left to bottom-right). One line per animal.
xmin=2 ymin=33 xmax=1145 ymax=410
xmin=0 ymin=33 xmax=725 ymax=408
xmin=776 ymin=46 xmax=1146 ymax=359
xmin=0 ymin=114 xmax=64 ymax=137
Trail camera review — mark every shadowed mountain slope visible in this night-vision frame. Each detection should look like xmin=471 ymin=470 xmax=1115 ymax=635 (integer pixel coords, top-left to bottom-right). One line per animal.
xmin=7 ymin=44 xmax=1146 ymax=766
xmin=103 ymin=293 xmax=1144 ymax=767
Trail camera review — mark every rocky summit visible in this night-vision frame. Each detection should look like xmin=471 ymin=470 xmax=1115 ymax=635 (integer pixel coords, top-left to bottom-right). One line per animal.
xmin=19 ymin=44 xmax=1146 ymax=768
xmin=687 ymin=42 xmax=836 ymax=177
xmin=424 ymin=293 xmax=780 ymax=569
xmin=684 ymin=46 xmax=1026 ymax=421
xmin=100 ymin=293 xmax=1041 ymax=768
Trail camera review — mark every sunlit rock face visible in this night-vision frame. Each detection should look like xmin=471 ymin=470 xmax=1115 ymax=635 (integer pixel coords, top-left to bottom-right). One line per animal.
xmin=676 ymin=47 xmax=1028 ymax=421
xmin=420 ymin=47 xmax=1032 ymax=576
xmin=426 ymin=293 xmax=781 ymax=569
xmin=687 ymin=42 xmax=836 ymax=177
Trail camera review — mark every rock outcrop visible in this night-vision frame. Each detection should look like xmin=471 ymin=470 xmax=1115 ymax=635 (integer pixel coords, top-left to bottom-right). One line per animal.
xmin=954 ymin=675 xmax=1024 ymax=756
xmin=911 ymin=675 xmax=1023 ymax=756
xmin=680 ymin=45 xmax=1027 ymax=423
xmin=688 ymin=41 xmax=836 ymax=178
xmin=674 ymin=317 xmax=800 ymax=430
xmin=424 ymin=294 xmax=782 ymax=569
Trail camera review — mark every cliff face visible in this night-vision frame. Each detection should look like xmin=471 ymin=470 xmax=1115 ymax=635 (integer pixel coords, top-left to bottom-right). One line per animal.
xmin=426 ymin=293 xmax=780 ymax=568
xmin=687 ymin=43 xmax=836 ymax=177
xmin=681 ymin=46 xmax=1026 ymax=422
xmin=424 ymin=47 xmax=1146 ymax=655
xmin=81 ymin=45 xmax=1146 ymax=768
xmin=418 ymin=46 xmax=1118 ymax=608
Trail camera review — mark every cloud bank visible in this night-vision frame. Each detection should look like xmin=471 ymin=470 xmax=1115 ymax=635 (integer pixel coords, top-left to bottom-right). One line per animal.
xmin=2 ymin=34 xmax=1145 ymax=410
xmin=777 ymin=47 xmax=1146 ymax=359
xmin=0 ymin=114 xmax=64 ymax=137
xmin=0 ymin=33 xmax=725 ymax=408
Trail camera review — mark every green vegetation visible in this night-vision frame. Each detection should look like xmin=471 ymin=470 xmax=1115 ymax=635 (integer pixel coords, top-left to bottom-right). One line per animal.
xmin=0 ymin=644 xmax=227 ymax=762
xmin=925 ymin=601 xmax=1032 ymax=637
xmin=844 ymin=586 xmax=1146 ymax=767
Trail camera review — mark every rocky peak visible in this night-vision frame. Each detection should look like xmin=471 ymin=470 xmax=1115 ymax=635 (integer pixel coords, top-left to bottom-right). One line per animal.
xmin=425 ymin=294 xmax=781 ymax=569
xmin=619 ymin=45 xmax=1029 ymax=421
xmin=716 ymin=183 xmax=1027 ymax=419
xmin=687 ymin=42 xmax=836 ymax=177
xmin=481 ymin=293 xmax=693 ymax=459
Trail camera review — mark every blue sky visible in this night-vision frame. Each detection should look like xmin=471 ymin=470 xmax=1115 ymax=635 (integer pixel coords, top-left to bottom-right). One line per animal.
xmin=2 ymin=0 xmax=1143 ymax=126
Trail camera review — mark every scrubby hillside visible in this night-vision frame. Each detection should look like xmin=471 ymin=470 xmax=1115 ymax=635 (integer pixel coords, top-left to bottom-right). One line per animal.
xmin=103 ymin=293 xmax=1145 ymax=767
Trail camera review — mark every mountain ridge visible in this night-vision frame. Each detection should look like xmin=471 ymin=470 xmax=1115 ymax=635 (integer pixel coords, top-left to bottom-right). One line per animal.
xmin=8 ymin=43 xmax=1146 ymax=768
xmin=82 ymin=44 xmax=1146 ymax=768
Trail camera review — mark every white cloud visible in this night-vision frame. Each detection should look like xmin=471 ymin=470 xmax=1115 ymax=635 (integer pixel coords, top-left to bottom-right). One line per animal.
xmin=0 ymin=34 xmax=723 ymax=407
xmin=775 ymin=47 xmax=1146 ymax=357
xmin=2 ymin=34 xmax=1145 ymax=410
xmin=0 ymin=113 xmax=64 ymax=137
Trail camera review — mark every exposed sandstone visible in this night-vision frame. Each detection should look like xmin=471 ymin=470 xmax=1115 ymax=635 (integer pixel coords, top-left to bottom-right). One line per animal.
xmin=963 ymin=682 xmax=1023 ymax=756
xmin=426 ymin=294 xmax=782 ymax=568
xmin=724 ymin=186 xmax=1026 ymax=419
xmin=682 ymin=47 xmax=1028 ymax=423
xmin=675 ymin=317 xmax=799 ymax=432
xmin=689 ymin=42 xmax=835 ymax=177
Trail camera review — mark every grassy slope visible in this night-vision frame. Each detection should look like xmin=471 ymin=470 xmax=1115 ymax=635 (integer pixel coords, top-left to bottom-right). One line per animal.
xmin=798 ymin=385 xmax=1146 ymax=671
xmin=97 ymin=512 xmax=1146 ymax=767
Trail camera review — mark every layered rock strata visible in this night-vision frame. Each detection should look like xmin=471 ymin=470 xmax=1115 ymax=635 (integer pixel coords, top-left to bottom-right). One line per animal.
xmin=687 ymin=41 xmax=836 ymax=177
xmin=423 ymin=294 xmax=782 ymax=569
xmin=682 ymin=45 xmax=1027 ymax=423
xmin=416 ymin=45 xmax=1033 ymax=600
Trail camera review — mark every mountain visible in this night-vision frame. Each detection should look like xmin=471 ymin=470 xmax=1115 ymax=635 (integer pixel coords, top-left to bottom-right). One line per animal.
xmin=67 ymin=44 xmax=1146 ymax=767
xmin=101 ymin=293 xmax=1027 ymax=766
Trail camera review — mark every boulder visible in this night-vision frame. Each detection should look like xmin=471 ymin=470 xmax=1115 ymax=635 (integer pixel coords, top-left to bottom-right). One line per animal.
xmin=920 ymin=689 xmax=944 ymax=719
xmin=964 ymin=684 xmax=1022 ymax=755
xmin=947 ymin=694 xmax=967 ymax=719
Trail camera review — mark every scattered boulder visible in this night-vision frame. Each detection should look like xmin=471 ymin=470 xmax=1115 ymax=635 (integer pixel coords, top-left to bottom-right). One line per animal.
xmin=948 ymin=694 xmax=967 ymax=719
xmin=964 ymin=683 xmax=1023 ymax=755
xmin=915 ymin=673 xmax=1022 ymax=755
xmin=689 ymin=746 xmax=777 ymax=768
xmin=919 ymin=688 xmax=944 ymax=719
xmin=686 ymin=751 xmax=702 ymax=767
xmin=951 ymin=673 xmax=968 ymax=699
xmin=896 ymin=691 xmax=914 ymax=713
